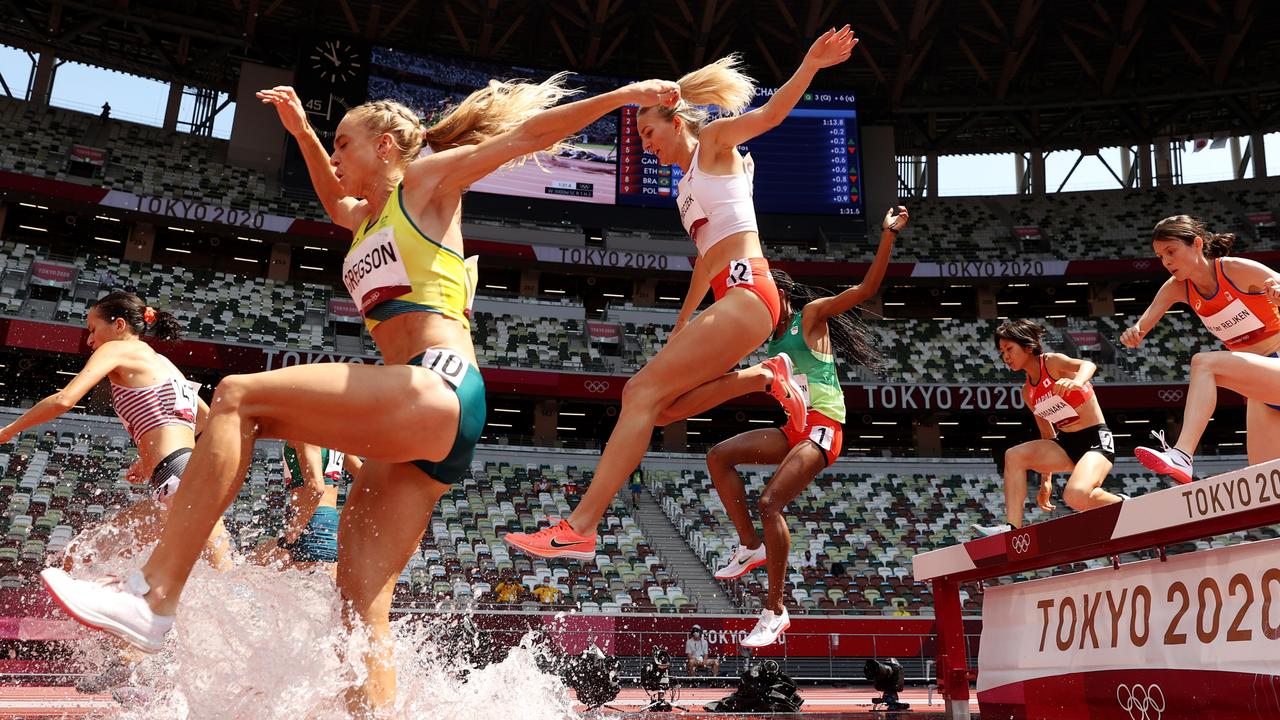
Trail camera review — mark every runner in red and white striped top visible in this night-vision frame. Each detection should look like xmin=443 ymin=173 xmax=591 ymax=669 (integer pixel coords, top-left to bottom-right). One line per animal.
xmin=1 ymin=291 xmax=233 ymax=692
xmin=109 ymin=373 xmax=200 ymax=447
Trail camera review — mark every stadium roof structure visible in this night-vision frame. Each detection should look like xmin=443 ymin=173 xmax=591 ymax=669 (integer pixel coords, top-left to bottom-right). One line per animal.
xmin=2 ymin=0 xmax=1278 ymax=154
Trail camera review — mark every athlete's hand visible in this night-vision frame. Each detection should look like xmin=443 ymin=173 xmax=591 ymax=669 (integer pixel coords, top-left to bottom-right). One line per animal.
xmin=256 ymin=86 xmax=311 ymax=136
xmin=884 ymin=206 xmax=909 ymax=233
xmin=620 ymin=80 xmax=680 ymax=108
xmin=1266 ymin=277 xmax=1280 ymax=307
xmin=1052 ymin=378 xmax=1083 ymax=398
xmin=803 ymin=25 xmax=857 ymax=70
xmin=123 ymin=460 xmax=146 ymax=485
xmin=1120 ymin=324 xmax=1146 ymax=348
xmin=1036 ymin=477 xmax=1056 ymax=512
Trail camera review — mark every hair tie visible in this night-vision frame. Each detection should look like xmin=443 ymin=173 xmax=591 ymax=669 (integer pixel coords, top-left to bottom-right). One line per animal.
xmin=143 ymin=306 xmax=157 ymax=324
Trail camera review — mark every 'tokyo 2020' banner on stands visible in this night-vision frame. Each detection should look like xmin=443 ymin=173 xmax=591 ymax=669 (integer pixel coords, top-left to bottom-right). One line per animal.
xmin=977 ymin=536 xmax=1280 ymax=719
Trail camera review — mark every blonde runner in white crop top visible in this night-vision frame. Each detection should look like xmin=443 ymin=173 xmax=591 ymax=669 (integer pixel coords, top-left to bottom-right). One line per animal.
xmin=676 ymin=143 xmax=759 ymax=256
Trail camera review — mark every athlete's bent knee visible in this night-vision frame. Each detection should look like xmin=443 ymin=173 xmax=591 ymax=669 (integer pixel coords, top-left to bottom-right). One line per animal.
xmin=211 ymin=373 xmax=253 ymax=412
xmin=707 ymin=442 xmax=736 ymax=471
xmin=757 ymin=492 xmax=784 ymax=519
xmin=1189 ymin=351 xmax=1221 ymax=375
xmin=1004 ymin=444 xmax=1030 ymax=470
xmin=621 ymin=373 xmax=663 ymax=409
xmin=1063 ymin=484 xmax=1092 ymax=510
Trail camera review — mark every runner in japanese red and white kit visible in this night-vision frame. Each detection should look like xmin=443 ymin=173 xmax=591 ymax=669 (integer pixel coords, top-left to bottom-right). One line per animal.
xmin=972 ymin=320 xmax=1125 ymax=536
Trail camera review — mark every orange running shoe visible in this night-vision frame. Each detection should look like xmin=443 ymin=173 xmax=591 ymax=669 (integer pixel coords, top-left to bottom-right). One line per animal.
xmin=762 ymin=353 xmax=806 ymax=434
xmin=503 ymin=519 xmax=597 ymax=560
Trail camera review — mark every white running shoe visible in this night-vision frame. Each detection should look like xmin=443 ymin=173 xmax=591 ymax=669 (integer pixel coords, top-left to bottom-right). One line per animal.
xmin=1134 ymin=430 xmax=1194 ymax=485
xmin=971 ymin=523 xmax=1012 ymax=537
xmin=741 ymin=608 xmax=790 ymax=648
xmin=40 ymin=569 xmax=173 ymax=653
xmin=714 ymin=543 xmax=767 ymax=580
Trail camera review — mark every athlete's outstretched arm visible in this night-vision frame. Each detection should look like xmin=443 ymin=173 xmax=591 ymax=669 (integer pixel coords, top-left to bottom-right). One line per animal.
xmin=0 ymin=344 xmax=123 ymax=443
xmin=806 ymin=206 xmax=906 ymax=322
xmin=257 ymin=86 xmax=365 ymax=230
xmin=420 ymin=79 xmax=679 ymax=193
xmin=1120 ymin=276 xmax=1186 ymax=348
xmin=282 ymin=442 xmax=326 ymax=545
xmin=701 ymin=26 xmax=856 ymax=150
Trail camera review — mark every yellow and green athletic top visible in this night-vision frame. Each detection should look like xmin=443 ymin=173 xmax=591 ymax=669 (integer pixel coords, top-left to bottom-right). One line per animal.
xmin=766 ymin=308 xmax=847 ymax=424
xmin=342 ymin=182 xmax=477 ymax=332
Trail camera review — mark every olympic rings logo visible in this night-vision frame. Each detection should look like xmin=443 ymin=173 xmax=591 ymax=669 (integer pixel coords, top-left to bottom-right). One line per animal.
xmin=1157 ymin=389 xmax=1186 ymax=403
xmin=1117 ymin=684 xmax=1165 ymax=720
xmin=1132 ymin=260 xmax=1151 ymax=270
xmin=583 ymin=380 xmax=612 ymax=394
xmin=1010 ymin=533 xmax=1031 ymax=554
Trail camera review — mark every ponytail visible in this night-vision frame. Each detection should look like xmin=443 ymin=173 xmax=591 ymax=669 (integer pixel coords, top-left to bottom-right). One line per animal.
xmin=1152 ymin=214 xmax=1236 ymax=259
xmin=91 ymin=291 xmax=183 ymax=342
xmin=771 ymin=270 xmax=884 ymax=372
xmin=421 ymin=72 xmax=579 ymax=164
xmin=637 ymin=54 xmax=756 ymax=134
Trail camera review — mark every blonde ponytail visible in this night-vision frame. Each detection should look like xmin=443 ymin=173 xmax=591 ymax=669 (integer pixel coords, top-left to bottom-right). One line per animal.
xmin=639 ymin=53 xmax=757 ymax=133
xmin=424 ymin=72 xmax=579 ymax=164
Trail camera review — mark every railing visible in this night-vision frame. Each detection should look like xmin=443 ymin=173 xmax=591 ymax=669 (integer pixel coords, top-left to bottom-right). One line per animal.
xmin=912 ymin=457 xmax=1280 ymax=720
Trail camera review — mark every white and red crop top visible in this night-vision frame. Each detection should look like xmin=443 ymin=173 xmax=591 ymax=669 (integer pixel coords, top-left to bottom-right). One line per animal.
xmin=676 ymin=143 xmax=759 ymax=256
xmin=1187 ymin=258 xmax=1280 ymax=351
xmin=1025 ymin=355 xmax=1094 ymax=431
xmin=110 ymin=360 xmax=200 ymax=443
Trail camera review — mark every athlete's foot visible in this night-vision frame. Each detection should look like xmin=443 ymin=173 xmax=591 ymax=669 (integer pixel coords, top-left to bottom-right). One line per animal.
xmin=40 ymin=569 xmax=173 ymax=653
xmin=714 ymin=543 xmax=767 ymax=580
xmin=761 ymin=353 xmax=806 ymax=434
xmin=74 ymin=659 xmax=134 ymax=694
xmin=740 ymin=607 xmax=790 ymax=648
xmin=971 ymin=523 xmax=1012 ymax=537
xmin=1135 ymin=430 xmax=1194 ymax=485
xmin=503 ymin=519 xmax=597 ymax=560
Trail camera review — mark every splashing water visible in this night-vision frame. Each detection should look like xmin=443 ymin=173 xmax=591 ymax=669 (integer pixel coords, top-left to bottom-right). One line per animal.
xmin=59 ymin=520 xmax=581 ymax=719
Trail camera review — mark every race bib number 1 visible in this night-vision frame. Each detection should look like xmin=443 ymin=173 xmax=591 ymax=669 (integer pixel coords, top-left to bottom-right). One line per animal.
xmin=419 ymin=348 xmax=468 ymax=388
xmin=808 ymin=425 xmax=835 ymax=451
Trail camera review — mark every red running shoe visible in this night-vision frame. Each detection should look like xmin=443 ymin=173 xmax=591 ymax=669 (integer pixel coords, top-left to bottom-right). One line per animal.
xmin=503 ymin=519 xmax=597 ymax=560
xmin=762 ymin=353 xmax=807 ymax=434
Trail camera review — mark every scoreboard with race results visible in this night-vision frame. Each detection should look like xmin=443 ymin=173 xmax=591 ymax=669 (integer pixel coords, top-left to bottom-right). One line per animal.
xmin=616 ymin=91 xmax=863 ymax=217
